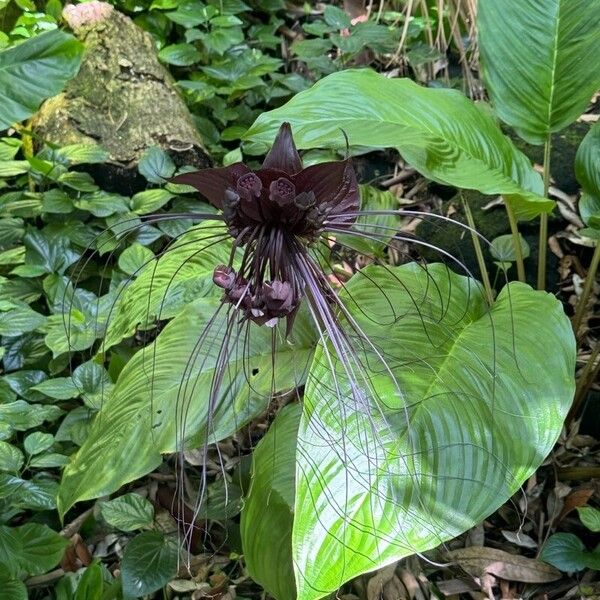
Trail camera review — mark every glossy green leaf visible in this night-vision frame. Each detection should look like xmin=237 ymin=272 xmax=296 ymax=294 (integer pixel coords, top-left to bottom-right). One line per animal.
xmin=121 ymin=532 xmax=178 ymax=597
xmin=294 ymin=263 xmax=575 ymax=599
xmin=0 ymin=526 xmax=21 ymax=574
xmin=0 ymin=301 xmax=46 ymax=336
xmin=102 ymin=223 xmax=229 ymax=350
xmin=118 ymin=243 xmax=155 ymax=276
xmin=58 ymin=299 xmax=315 ymax=516
xmin=24 ymin=431 xmax=54 ymax=455
xmin=490 ymin=234 xmax=530 ymax=262
xmin=244 ymin=69 xmax=549 ymax=220
xmin=130 ymin=189 xmax=174 ymax=214
xmin=575 ymin=121 xmax=600 ymax=228
xmin=478 ymin=0 xmax=600 ymax=144
xmin=578 ymin=506 xmax=600 ymax=532
xmin=0 ymin=573 xmax=26 ymax=600
xmin=55 ymin=143 xmax=109 ymax=165
xmin=158 ymin=43 xmax=201 ymax=66
xmin=0 ymin=442 xmax=24 ymax=472
xmin=100 ymin=493 xmax=155 ymax=531
xmin=241 ymin=403 xmax=299 ymax=600
xmin=0 ymin=29 xmax=83 ymax=129
xmin=14 ymin=523 xmax=68 ymax=576
xmin=137 ymin=147 xmax=176 ymax=184
xmin=74 ymin=561 xmax=104 ymax=600
xmin=541 ymin=533 xmax=600 ymax=572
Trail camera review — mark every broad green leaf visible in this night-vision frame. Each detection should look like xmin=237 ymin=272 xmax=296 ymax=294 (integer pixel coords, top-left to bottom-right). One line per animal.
xmin=137 ymin=147 xmax=176 ymax=184
xmin=0 ymin=573 xmax=26 ymax=600
xmin=0 ymin=301 xmax=46 ymax=336
xmin=58 ymin=299 xmax=315 ymax=516
xmin=578 ymin=506 xmax=600 ymax=532
xmin=575 ymin=121 xmax=600 ymax=228
xmin=0 ymin=442 xmax=24 ymax=472
xmin=336 ymin=185 xmax=401 ymax=257
xmin=244 ymin=69 xmax=550 ymax=220
xmin=24 ymin=431 xmax=54 ymax=455
xmin=241 ymin=403 xmax=299 ymax=600
xmin=0 ymin=475 xmax=58 ymax=511
xmin=0 ymin=29 xmax=83 ymax=129
xmin=102 ymin=223 xmax=229 ymax=350
xmin=0 ymin=161 xmax=30 ymax=177
xmin=118 ymin=242 xmax=155 ymax=276
xmin=100 ymin=493 xmax=154 ymax=531
xmin=0 ymin=401 xmax=63 ymax=431
xmin=541 ymin=533 xmax=600 ymax=572
xmin=74 ymin=561 xmax=104 ymax=600
xmin=55 ymin=143 xmax=109 ymax=165
xmin=130 ymin=189 xmax=174 ymax=214
xmin=478 ymin=0 xmax=600 ymax=144
xmin=0 ymin=526 xmax=21 ymax=575
xmin=29 ymin=453 xmax=70 ymax=468
xmin=294 ymin=263 xmax=575 ymax=599
xmin=121 ymin=532 xmax=178 ymax=597
xmin=490 ymin=234 xmax=530 ymax=262
xmin=158 ymin=43 xmax=201 ymax=66
xmin=73 ymin=191 xmax=129 ymax=218
xmin=13 ymin=523 xmax=68 ymax=575
xmin=31 ymin=377 xmax=79 ymax=400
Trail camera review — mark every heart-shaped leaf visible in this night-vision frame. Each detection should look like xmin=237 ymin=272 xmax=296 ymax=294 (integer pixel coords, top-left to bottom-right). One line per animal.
xmin=121 ymin=532 xmax=178 ymax=597
xmin=294 ymin=263 xmax=575 ymax=599
xmin=478 ymin=0 xmax=600 ymax=144
xmin=244 ymin=69 xmax=549 ymax=220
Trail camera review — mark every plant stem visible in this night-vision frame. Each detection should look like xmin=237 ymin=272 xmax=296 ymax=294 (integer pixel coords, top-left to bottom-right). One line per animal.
xmin=568 ymin=343 xmax=600 ymax=424
xmin=462 ymin=194 xmax=494 ymax=305
xmin=537 ymin=138 xmax=552 ymax=290
xmin=572 ymin=242 xmax=600 ymax=335
xmin=505 ymin=200 xmax=526 ymax=283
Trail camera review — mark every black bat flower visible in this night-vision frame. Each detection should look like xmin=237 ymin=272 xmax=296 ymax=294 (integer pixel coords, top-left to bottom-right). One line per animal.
xmin=172 ymin=123 xmax=360 ymax=332
xmin=65 ymin=121 xmax=485 ymax=570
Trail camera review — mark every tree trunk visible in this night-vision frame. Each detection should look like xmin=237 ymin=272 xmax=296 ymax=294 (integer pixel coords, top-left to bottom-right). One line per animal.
xmin=32 ymin=1 xmax=210 ymax=195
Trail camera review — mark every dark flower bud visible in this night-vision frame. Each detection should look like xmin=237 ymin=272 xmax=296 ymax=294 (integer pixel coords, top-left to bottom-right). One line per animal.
xmin=236 ymin=173 xmax=262 ymax=199
xmin=213 ymin=265 xmax=236 ymax=290
xmin=263 ymin=280 xmax=294 ymax=313
xmin=294 ymin=191 xmax=316 ymax=210
xmin=269 ymin=177 xmax=296 ymax=206
xmin=223 ymin=189 xmax=240 ymax=221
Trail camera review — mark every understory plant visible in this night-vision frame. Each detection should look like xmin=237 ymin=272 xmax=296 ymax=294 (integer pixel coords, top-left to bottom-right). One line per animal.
xmin=1 ymin=1 xmax=598 ymax=599
xmin=55 ymin=116 xmax=575 ymax=599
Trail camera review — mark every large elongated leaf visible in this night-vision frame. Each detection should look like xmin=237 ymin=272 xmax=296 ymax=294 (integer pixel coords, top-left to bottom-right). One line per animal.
xmin=0 ymin=30 xmax=83 ymax=129
xmin=102 ymin=222 xmax=229 ymax=350
xmin=58 ymin=299 xmax=315 ymax=516
xmin=294 ymin=264 xmax=575 ymax=599
xmin=244 ymin=69 xmax=549 ymax=220
xmin=241 ymin=403 xmax=299 ymax=600
xmin=478 ymin=0 xmax=600 ymax=145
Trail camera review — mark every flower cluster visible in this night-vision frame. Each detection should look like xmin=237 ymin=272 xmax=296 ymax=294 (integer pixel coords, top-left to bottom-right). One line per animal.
xmin=173 ymin=122 xmax=360 ymax=327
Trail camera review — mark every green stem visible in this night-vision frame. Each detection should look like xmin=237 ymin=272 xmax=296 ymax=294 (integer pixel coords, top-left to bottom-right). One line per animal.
xmin=568 ymin=343 xmax=600 ymax=424
xmin=505 ymin=200 xmax=526 ymax=283
xmin=572 ymin=242 xmax=600 ymax=335
xmin=462 ymin=194 xmax=494 ymax=305
xmin=537 ymin=138 xmax=552 ymax=290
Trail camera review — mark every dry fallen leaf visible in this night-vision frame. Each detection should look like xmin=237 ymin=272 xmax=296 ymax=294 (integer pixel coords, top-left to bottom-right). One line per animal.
xmin=445 ymin=546 xmax=562 ymax=583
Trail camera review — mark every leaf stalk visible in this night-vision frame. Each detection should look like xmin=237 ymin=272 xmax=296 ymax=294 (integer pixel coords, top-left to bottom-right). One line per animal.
xmin=537 ymin=138 xmax=552 ymax=290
